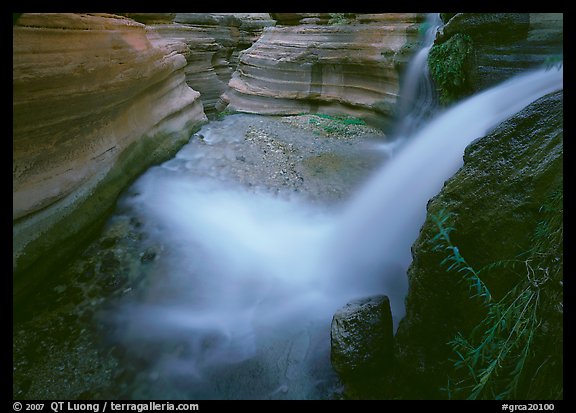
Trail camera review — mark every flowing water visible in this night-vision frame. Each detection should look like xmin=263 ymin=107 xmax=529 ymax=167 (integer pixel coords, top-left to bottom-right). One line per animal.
xmin=99 ymin=66 xmax=562 ymax=399
xmin=393 ymin=13 xmax=443 ymax=140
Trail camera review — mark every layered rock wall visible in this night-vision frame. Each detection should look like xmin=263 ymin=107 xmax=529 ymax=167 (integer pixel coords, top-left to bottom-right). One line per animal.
xmin=128 ymin=13 xmax=275 ymax=115
xmin=222 ymin=13 xmax=425 ymax=129
xmin=13 ymin=13 xmax=207 ymax=292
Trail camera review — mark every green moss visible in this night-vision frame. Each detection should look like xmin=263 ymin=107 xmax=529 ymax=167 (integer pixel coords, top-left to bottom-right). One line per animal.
xmin=314 ymin=113 xmax=366 ymax=126
xmin=428 ymin=33 xmax=475 ymax=105
xmin=544 ymin=54 xmax=563 ymax=71
xmin=215 ymin=107 xmax=236 ymax=120
xmin=440 ymin=13 xmax=457 ymax=23
xmin=307 ymin=114 xmax=367 ymax=136
xmin=328 ymin=13 xmax=354 ymax=25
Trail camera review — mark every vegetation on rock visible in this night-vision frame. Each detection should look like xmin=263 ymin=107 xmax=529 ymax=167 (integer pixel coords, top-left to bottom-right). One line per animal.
xmin=428 ymin=33 xmax=475 ymax=105
xmin=306 ymin=114 xmax=372 ymax=137
xmin=440 ymin=13 xmax=457 ymax=23
xmin=430 ymin=178 xmax=563 ymax=399
xmin=544 ymin=55 xmax=563 ymax=71
xmin=328 ymin=13 xmax=354 ymax=25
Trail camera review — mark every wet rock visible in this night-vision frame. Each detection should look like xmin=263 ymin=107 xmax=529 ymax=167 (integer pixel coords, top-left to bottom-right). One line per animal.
xmin=99 ymin=237 xmax=117 ymax=249
xmin=394 ymin=90 xmax=563 ymax=399
xmin=140 ymin=248 xmax=158 ymax=264
xmin=100 ymin=252 xmax=121 ymax=274
xmin=330 ymin=295 xmax=393 ymax=381
xmin=431 ymin=13 xmax=563 ymax=98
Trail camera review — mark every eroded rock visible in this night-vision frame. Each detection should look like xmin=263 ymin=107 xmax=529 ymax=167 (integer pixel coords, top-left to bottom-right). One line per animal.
xmin=142 ymin=13 xmax=275 ymax=115
xmin=13 ymin=13 xmax=207 ymax=293
xmin=221 ymin=13 xmax=425 ymax=129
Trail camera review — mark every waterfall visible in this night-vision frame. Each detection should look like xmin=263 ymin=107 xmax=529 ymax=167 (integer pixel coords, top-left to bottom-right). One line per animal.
xmin=393 ymin=13 xmax=443 ymax=140
xmin=105 ymin=64 xmax=562 ymax=398
xmin=321 ymin=67 xmax=563 ymax=328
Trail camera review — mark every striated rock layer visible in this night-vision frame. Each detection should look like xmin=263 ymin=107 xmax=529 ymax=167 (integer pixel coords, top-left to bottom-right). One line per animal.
xmin=222 ymin=13 xmax=425 ymax=129
xmin=131 ymin=13 xmax=275 ymax=115
xmin=13 ymin=13 xmax=207 ymax=294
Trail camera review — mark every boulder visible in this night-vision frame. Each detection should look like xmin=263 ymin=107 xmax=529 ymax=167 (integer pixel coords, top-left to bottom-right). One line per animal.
xmin=331 ymin=295 xmax=394 ymax=381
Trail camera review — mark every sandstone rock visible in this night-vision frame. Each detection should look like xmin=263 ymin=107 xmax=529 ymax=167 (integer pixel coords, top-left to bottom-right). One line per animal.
xmin=432 ymin=13 xmax=563 ymax=97
xmin=221 ymin=13 xmax=425 ymax=129
xmin=270 ymin=13 xmax=334 ymax=25
xmin=394 ymin=90 xmax=563 ymax=399
xmin=143 ymin=13 xmax=274 ymax=115
xmin=13 ymin=13 xmax=207 ymax=294
xmin=121 ymin=13 xmax=176 ymax=24
xmin=331 ymin=295 xmax=394 ymax=381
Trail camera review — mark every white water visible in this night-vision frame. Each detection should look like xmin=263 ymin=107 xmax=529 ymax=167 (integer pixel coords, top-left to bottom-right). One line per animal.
xmin=319 ymin=67 xmax=563 ymax=328
xmin=394 ymin=13 xmax=442 ymax=139
xmin=109 ymin=67 xmax=562 ymax=399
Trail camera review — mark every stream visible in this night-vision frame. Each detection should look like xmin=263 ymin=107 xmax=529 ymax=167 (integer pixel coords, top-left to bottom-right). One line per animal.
xmin=12 ymin=13 xmax=563 ymax=398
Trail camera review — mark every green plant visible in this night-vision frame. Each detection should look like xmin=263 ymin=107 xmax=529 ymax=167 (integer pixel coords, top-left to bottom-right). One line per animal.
xmin=544 ymin=54 xmax=563 ymax=71
xmin=215 ymin=107 xmax=235 ymax=120
xmin=328 ymin=13 xmax=354 ymax=25
xmin=431 ymin=182 xmax=563 ymax=399
xmin=306 ymin=113 xmax=367 ymax=136
xmin=314 ymin=113 xmax=366 ymax=125
xmin=428 ymin=33 xmax=475 ymax=105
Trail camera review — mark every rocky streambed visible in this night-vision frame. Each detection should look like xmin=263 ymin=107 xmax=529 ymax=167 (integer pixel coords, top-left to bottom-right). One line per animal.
xmin=13 ymin=113 xmax=389 ymax=400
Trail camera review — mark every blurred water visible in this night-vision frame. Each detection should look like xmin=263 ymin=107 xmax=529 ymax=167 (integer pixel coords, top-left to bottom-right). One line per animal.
xmin=106 ymin=67 xmax=562 ymax=398
xmin=393 ymin=13 xmax=442 ymax=140
xmin=321 ymin=67 xmax=563 ymax=328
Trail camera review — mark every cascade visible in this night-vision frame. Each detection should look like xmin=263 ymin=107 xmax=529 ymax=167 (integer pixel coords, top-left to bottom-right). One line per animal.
xmin=105 ymin=48 xmax=562 ymax=398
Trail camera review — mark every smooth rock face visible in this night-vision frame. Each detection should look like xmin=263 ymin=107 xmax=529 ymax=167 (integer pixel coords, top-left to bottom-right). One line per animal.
xmin=222 ymin=13 xmax=425 ymax=129
xmin=394 ymin=90 xmax=563 ymax=398
xmin=331 ymin=295 xmax=394 ymax=380
xmin=143 ymin=13 xmax=275 ymax=115
xmin=13 ymin=13 xmax=207 ymax=291
xmin=435 ymin=13 xmax=563 ymax=92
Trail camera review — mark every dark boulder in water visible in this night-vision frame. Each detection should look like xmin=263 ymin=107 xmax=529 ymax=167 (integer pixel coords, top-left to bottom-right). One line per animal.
xmin=330 ymin=295 xmax=394 ymax=383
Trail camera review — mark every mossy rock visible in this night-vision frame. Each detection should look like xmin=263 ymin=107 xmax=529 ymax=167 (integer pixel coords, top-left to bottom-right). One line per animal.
xmin=394 ymin=90 xmax=563 ymax=399
xmin=428 ymin=33 xmax=475 ymax=105
xmin=430 ymin=13 xmax=563 ymax=97
xmin=440 ymin=13 xmax=457 ymax=24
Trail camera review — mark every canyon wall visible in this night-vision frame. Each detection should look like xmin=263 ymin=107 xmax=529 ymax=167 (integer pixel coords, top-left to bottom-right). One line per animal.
xmin=126 ymin=13 xmax=275 ymax=115
xmin=13 ymin=13 xmax=207 ymax=293
xmin=429 ymin=13 xmax=563 ymax=103
xmin=221 ymin=13 xmax=425 ymax=129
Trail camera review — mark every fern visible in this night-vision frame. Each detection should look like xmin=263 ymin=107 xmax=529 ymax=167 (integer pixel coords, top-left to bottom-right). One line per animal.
xmin=430 ymin=210 xmax=491 ymax=304
xmin=430 ymin=206 xmax=558 ymax=399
